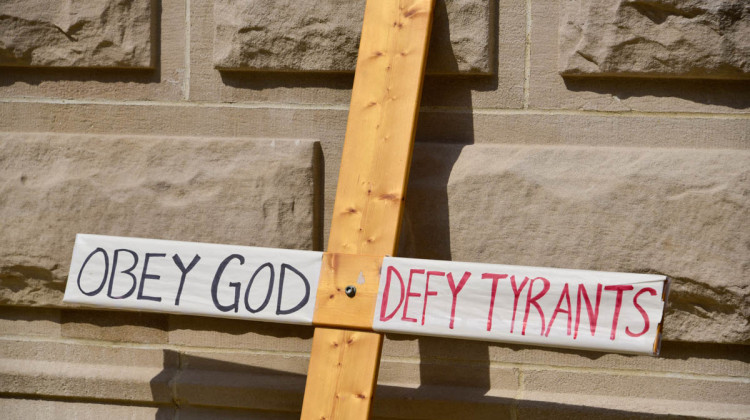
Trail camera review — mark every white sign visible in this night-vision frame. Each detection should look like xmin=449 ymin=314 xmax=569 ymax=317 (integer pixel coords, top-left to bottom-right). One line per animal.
xmin=64 ymin=234 xmax=323 ymax=325
xmin=64 ymin=235 xmax=669 ymax=355
xmin=373 ymin=257 xmax=668 ymax=355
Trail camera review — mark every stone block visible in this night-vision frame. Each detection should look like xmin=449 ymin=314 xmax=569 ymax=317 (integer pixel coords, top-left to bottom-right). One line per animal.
xmin=380 ymin=337 xmax=747 ymax=418
xmin=378 ymin=357 xmax=518 ymax=391
xmin=168 ymin=314 xmax=313 ymax=352
xmin=426 ymin=111 xmax=750 ymax=148
xmin=523 ymin=369 xmax=749 ymax=404
xmin=61 ymin=310 xmax=168 ymax=344
xmin=2 ymin=336 xmax=744 ymax=418
xmin=530 ymin=0 xmax=750 ymax=113
xmin=177 ymin=406 xmax=297 ymax=420
xmin=174 ymin=351 xmax=307 ymax=411
xmin=213 ymin=0 xmax=493 ymax=74
xmin=560 ymin=0 xmax=750 ymax=79
xmin=0 ymin=0 xmax=185 ymax=102
xmin=515 ymin=401 xmax=728 ymax=420
xmin=189 ymin=0 xmax=523 ymax=108
xmin=0 ymin=398 xmax=170 ymax=420
xmin=400 ymin=144 xmax=750 ymax=344
xmin=0 ymin=133 xmax=320 ymax=308
xmin=374 ymin=356 xmax=518 ymax=419
xmin=0 ymin=0 xmax=153 ymax=68
xmin=0 ymin=338 xmax=175 ymax=402
xmin=521 ymin=369 xmax=750 ymax=418
xmin=373 ymin=382 xmax=515 ymax=420
xmin=0 ymin=306 xmax=60 ymax=337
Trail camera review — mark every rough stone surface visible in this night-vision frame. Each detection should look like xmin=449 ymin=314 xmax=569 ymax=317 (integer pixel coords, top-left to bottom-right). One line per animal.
xmin=0 ymin=0 xmax=747 ymax=417
xmin=0 ymin=339 xmax=174 ymax=402
xmin=522 ymin=369 xmax=750 ymax=407
xmin=61 ymin=310 xmax=168 ymax=344
xmin=168 ymin=314 xmax=313 ymax=352
xmin=0 ymin=133 xmax=319 ymax=307
xmin=213 ymin=0 xmax=493 ymax=74
xmin=400 ymin=144 xmax=750 ymax=344
xmin=0 ymin=398 xmax=167 ymax=420
xmin=516 ymin=399 xmax=750 ymax=420
xmin=560 ymin=0 xmax=750 ymax=79
xmin=0 ymin=306 xmax=60 ymax=337
xmin=382 ymin=336 xmax=750 ymax=378
xmin=0 ymin=0 xmax=152 ymax=68
xmin=175 ymin=351 xmax=307 ymax=411
xmin=1 ymin=338 xmax=747 ymax=419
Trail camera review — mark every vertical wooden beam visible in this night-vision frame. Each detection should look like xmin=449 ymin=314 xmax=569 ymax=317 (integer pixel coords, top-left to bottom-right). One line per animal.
xmin=301 ymin=0 xmax=435 ymax=419
xmin=327 ymin=0 xmax=435 ymax=256
xmin=302 ymin=328 xmax=384 ymax=420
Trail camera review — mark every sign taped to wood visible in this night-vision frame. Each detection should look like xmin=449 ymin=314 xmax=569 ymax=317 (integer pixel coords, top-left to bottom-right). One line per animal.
xmin=373 ymin=257 xmax=668 ymax=355
xmin=64 ymin=234 xmax=323 ymax=325
xmin=63 ymin=235 xmax=668 ymax=355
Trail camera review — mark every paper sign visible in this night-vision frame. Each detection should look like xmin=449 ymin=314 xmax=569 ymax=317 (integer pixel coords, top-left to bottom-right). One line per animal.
xmin=373 ymin=257 xmax=668 ymax=355
xmin=64 ymin=234 xmax=323 ymax=325
xmin=65 ymin=235 xmax=669 ymax=354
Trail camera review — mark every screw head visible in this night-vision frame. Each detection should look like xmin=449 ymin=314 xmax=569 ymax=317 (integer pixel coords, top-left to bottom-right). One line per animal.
xmin=345 ymin=285 xmax=357 ymax=298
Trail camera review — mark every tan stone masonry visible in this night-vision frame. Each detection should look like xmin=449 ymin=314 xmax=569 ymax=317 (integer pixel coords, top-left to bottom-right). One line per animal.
xmin=0 ymin=0 xmax=748 ymax=418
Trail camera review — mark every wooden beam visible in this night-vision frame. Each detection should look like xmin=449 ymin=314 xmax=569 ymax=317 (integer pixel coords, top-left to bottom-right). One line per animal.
xmin=301 ymin=328 xmax=383 ymax=420
xmin=313 ymin=253 xmax=384 ymax=330
xmin=327 ymin=0 xmax=435 ymax=257
xmin=301 ymin=0 xmax=435 ymax=418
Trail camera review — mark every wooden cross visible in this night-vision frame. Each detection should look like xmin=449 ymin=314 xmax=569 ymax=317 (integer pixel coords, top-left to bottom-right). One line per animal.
xmin=63 ymin=1 xmax=667 ymax=419
xmin=300 ymin=0 xmax=435 ymax=418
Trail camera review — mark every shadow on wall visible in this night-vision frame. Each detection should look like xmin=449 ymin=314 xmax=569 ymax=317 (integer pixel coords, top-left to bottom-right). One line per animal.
xmin=562 ymin=76 xmax=750 ymax=109
xmin=145 ymin=336 xmax=737 ymax=419
xmin=398 ymin=0 xmax=498 ymax=402
xmin=0 ymin=66 xmax=160 ymax=87
xmin=220 ymin=70 xmax=356 ymax=91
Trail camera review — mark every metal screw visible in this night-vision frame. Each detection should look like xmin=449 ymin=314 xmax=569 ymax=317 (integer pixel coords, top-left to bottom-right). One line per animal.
xmin=345 ymin=285 xmax=357 ymax=298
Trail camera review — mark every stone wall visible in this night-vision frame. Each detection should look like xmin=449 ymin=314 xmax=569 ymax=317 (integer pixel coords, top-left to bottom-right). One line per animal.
xmin=0 ymin=0 xmax=748 ymax=419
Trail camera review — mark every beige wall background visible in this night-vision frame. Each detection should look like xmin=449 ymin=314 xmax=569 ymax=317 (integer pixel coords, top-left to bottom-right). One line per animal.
xmin=1 ymin=0 xmax=748 ymax=418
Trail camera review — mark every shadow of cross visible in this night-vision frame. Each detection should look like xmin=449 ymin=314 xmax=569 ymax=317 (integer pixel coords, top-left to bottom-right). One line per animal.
xmin=147 ymin=342 xmax=721 ymax=419
xmin=148 ymin=349 xmax=509 ymax=418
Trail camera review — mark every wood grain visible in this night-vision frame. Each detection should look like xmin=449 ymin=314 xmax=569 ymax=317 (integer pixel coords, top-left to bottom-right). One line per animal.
xmin=327 ymin=0 xmax=435 ymax=257
xmin=301 ymin=328 xmax=383 ymax=420
xmin=313 ymin=253 xmax=384 ymax=330
xmin=301 ymin=0 xmax=435 ymax=418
